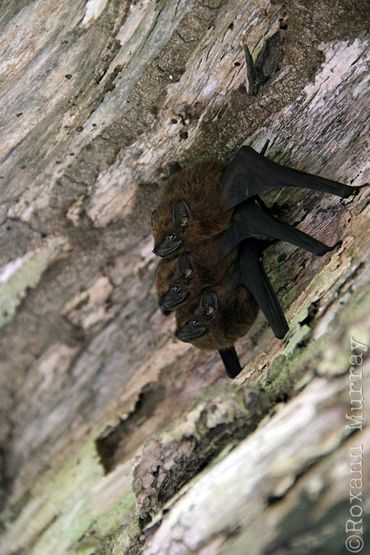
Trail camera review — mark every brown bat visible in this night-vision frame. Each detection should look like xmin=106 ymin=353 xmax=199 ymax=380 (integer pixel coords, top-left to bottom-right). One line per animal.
xmin=174 ymin=280 xmax=258 ymax=378
xmin=155 ymin=236 xmax=236 ymax=312
xmin=152 ymin=145 xmax=356 ymax=258
xmin=175 ymin=286 xmax=258 ymax=350
xmin=156 ymin=238 xmax=288 ymax=340
xmin=151 ymin=161 xmax=230 ymax=257
xmin=173 ymin=237 xmax=293 ymax=378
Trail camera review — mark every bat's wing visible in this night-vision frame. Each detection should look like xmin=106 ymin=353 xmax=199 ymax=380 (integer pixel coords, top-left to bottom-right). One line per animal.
xmin=238 ymin=239 xmax=288 ymax=339
xmin=220 ymin=199 xmax=336 ymax=257
xmin=218 ymin=347 xmax=242 ymax=378
xmin=221 ymin=145 xmax=354 ymax=209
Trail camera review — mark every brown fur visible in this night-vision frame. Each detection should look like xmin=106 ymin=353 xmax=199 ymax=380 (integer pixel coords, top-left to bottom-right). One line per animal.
xmin=175 ymin=269 xmax=258 ymax=351
xmin=187 ymin=241 xmax=237 ymax=289
xmin=155 ymin=258 xmax=177 ymax=298
xmin=155 ymin=237 xmax=237 ymax=307
xmin=152 ymin=161 xmax=232 ymax=252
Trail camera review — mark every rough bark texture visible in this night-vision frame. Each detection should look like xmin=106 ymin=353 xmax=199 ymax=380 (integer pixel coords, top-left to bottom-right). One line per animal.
xmin=0 ymin=1 xmax=369 ymax=554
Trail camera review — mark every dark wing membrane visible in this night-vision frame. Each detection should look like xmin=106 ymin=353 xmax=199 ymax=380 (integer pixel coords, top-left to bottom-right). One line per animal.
xmin=218 ymin=347 xmax=242 ymax=378
xmin=220 ymin=199 xmax=335 ymax=257
xmin=237 ymin=239 xmax=288 ymax=339
xmin=221 ymin=145 xmax=354 ymax=209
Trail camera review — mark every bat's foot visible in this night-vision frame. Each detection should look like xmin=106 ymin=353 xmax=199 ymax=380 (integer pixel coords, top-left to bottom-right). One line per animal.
xmin=218 ymin=347 xmax=242 ymax=378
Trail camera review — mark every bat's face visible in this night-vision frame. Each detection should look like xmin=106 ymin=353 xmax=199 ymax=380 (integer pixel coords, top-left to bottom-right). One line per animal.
xmin=175 ymin=291 xmax=218 ymax=343
xmin=152 ymin=200 xmax=190 ymax=258
xmin=158 ymin=254 xmax=194 ymax=311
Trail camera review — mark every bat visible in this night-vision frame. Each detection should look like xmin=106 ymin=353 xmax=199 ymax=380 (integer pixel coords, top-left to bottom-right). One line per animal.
xmin=155 ymin=237 xmax=237 ymax=313
xmin=173 ymin=238 xmax=289 ymax=377
xmin=152 ymin=145 xmax=356 ymax=258
xmin=155 ymin=234 xmax=288 ymax=340
xmin=173 ymin=266 xmax=258 ymax=351
xmin=152 ymin=161 xmax=230 ymax=257
xmin=174 ymin=274 xmax=259 ymax=378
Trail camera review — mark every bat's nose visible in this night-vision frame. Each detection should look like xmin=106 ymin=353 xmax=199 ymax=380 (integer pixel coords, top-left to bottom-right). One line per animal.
xmin=152 ymin=245 xmax=167 ymax=258
xmin=153 ymin=238 xmax=182 ymax=258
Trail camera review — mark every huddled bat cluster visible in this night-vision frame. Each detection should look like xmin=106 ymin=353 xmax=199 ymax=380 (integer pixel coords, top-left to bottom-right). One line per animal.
xmin=151 ymin=144 xmax=358 ymax=378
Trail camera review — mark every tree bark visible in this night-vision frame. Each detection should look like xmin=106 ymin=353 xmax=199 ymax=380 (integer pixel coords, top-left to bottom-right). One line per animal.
xmin=0 ymin=1 xmax=369 ymax=554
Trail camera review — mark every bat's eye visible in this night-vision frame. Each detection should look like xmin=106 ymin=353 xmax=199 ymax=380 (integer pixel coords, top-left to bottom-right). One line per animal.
xmin=167 ymin=233 xmax=176 ymax=242
xmin=171 ymin=284 xmax=180 ymax=293
xmin=190 ymin=319 xmax=199 ymax=326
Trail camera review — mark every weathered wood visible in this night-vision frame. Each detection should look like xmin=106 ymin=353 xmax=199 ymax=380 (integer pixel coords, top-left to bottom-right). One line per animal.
xmin=0 ymin=0 xmax=369 ymax=553
xmin=144 ymin=372 xmax=370 ymax=555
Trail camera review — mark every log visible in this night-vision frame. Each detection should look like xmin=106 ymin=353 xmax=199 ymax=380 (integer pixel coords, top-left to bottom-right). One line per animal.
xmin=0 ymin=1 xmax=369 ymax=554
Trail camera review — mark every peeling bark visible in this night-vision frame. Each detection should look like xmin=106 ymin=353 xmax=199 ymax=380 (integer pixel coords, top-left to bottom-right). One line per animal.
xmin=0 ymin=1 xmax=369 ymax=554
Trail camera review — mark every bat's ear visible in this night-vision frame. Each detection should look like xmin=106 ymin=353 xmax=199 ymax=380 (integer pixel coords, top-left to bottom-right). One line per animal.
xmin=172 ymin=200 xmax=190 ymax=228
xmin=177 ymin=254 xmax=193 ymax=278
xmin=201 ymin=291 xmax=218 ymax=316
